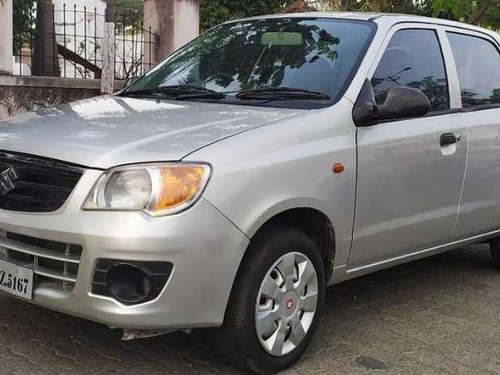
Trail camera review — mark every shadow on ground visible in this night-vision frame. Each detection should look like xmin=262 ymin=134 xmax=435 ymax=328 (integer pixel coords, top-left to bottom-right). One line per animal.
xmin=1 ymin=245 xmax=499 ymax=374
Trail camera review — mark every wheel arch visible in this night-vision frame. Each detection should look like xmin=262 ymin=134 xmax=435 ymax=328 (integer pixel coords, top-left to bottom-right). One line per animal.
xmin=221 ymin=204 xmax=336 ymax=326
xmin=237 ymin=196 xmax=337 ymax=283
xmin=248 ymin=206 xmax=336 ymax=281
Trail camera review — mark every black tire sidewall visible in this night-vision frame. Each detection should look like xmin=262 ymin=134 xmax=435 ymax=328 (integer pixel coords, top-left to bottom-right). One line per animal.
xmin=225 ymin=226 xmax=326 ymax=374
xmin=491 ymin=239 xmax=500 ymax=267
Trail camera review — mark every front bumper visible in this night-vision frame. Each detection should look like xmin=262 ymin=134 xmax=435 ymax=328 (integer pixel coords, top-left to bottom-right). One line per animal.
xmin=0 ymin=170 xmax=249 ymax=329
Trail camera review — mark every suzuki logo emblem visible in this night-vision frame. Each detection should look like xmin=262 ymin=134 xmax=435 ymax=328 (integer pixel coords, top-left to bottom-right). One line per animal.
xmin=0 ymin=167 xmax=17 ymax=196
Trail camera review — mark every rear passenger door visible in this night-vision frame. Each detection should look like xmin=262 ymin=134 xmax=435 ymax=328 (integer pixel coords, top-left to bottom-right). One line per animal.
xmin=348 ymin=25 xmax=467 ymax=269
xmin=446 ymin=30 xmax=500 ymax=236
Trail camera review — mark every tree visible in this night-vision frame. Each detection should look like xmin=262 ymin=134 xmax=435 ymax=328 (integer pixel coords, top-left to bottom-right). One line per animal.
xmin=103 ymin=0 xmax=116 ymax=22
xmin=199 ymin=0 xmax=439 ymax=31
xmin=200 ymin=0 xmax=296 ymax=31
xmin=32 ymin=0 xmax=59 ymax=76
xmin=431 ymin=0 xmax=500 ymax=26
xmin=320 ymin=0 xmax=433 ymax=14
xmin=115 ymin=0 xmax=143 ymax=28
xmin=103 ymin=0 xmax=143 ymax=26
xmin=12 ymin=0 xmax=36 ymax=55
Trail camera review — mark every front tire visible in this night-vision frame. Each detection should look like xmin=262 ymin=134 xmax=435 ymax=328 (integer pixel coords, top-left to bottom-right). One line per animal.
xmin=216 ymin=226 xmax=325 ymax=374
xmin=490 ymin=238 xmax=500 ymax=268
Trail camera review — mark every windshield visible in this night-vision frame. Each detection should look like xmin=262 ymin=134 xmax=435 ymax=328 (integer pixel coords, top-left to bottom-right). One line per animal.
xmin=121 ymin=18 xmax=375 ymax=109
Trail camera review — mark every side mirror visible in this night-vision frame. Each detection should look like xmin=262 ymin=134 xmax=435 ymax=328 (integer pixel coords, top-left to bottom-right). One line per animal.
xmin=353 ymin=80 xmax=431 ymax=126
xmin=124 ymin=76 xmax=140 ymax=88
xmin=377 ymin=86 xmax=431 ymax=120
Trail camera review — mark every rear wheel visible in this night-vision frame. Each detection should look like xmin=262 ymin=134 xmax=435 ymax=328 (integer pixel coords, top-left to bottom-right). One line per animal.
xmin=215 ymin=226 xmax=325 ymax=374
xmin=490 ymin=238 xmax=500 ymax=268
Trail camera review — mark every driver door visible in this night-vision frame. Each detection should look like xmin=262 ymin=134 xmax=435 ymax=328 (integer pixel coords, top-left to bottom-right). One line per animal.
xmin=347 ymin=25 xmax=467 ymax=269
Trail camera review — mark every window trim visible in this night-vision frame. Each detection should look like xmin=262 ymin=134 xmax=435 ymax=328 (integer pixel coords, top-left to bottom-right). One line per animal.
xmin=372 ymin=108 xmax=462 ymax=126
xmin=366 ymin=24 xmax=453 ymax=117
xmin=443 ymin=28 xmax=500 ymax=112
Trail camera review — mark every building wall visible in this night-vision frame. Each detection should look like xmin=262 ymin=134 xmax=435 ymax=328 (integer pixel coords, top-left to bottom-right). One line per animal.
xmin=0 ymin=76 xmax=123 ymax=120
xmin=0 ymin=0 xmax=13 ymax=74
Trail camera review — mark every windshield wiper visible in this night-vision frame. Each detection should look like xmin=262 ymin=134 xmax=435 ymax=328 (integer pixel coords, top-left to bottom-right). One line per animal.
xmin=120 ymin=85 xmax=332 ymax=103
xmin=120 ymin=85 xmax=221 ymax=99
xmin=235 ymin=87 xmax=332 ymax=101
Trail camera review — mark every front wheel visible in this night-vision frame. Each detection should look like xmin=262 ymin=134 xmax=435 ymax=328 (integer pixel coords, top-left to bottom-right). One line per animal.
xmin=215 ymin=226 xmax=325 ymax=374
xmin=490 ymin=238 xmax=500 ymax=268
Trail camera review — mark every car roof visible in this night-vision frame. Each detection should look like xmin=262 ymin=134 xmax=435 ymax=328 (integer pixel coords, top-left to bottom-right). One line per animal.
xmin=242 ymin=11 xmax=463 ymax=24
xmin=238 ymin=12 xmax=498 ymax=39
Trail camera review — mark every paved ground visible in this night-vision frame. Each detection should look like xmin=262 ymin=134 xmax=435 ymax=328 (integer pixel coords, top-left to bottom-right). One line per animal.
xmin=0 ymin=244 xmax=499 ymax=374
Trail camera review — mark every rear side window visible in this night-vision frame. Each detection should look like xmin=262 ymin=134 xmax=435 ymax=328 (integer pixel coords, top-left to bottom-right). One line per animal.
xmin=372 ymin=29 xmax=450 ymax=112
xmin=447 ymin=32 xmax=500 ymax=108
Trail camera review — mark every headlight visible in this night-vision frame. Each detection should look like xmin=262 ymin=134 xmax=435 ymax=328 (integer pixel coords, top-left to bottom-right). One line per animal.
xmin=83 ymin=163 xmax=211 ymax=216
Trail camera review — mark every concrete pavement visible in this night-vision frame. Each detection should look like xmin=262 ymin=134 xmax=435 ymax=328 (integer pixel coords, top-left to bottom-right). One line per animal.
xmin=0 ymin=244 xmax=499 ymax=374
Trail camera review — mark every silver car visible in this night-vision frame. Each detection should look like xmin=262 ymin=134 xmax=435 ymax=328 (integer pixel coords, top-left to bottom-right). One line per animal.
xmin=0 ymin=12 xmax=500 ymax=373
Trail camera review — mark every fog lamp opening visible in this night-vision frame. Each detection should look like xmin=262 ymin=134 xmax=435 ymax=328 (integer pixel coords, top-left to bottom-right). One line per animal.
xmin=106 ymin=263 xmax=153 ymax=305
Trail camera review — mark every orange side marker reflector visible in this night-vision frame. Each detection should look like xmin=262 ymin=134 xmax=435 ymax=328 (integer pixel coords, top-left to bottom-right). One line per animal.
xmin=332 ymin=162 xmax=345 ymax=174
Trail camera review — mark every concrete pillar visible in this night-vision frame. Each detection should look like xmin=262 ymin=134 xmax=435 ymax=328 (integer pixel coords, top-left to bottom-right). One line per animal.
xmin=0 ymin=0 xmax=13 ymax=75
xmin=172 ymin=0 xmax=199 ymax=51
xmin=144 ymin=0 xmax=199 ymax=66
xmin=101 ymin=22 xmax=115 ymax=94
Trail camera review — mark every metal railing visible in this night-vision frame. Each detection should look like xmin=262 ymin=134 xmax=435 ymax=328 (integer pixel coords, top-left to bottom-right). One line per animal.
xmin=13 ymin=3 xmax=159 ymax=80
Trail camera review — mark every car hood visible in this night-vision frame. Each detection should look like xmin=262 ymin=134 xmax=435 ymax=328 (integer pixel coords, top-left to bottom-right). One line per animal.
xmin=0 ymin=96 xmax=303 ymax=169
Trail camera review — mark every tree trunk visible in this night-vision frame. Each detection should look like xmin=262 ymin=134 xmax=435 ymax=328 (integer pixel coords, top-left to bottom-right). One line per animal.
xmin=104 ymin=0 xmax=116 ymax=23
xmin=32 ymin=0 xmax=59 ymax=77
xmin=468 ymin=0 xmax=496 ymax=25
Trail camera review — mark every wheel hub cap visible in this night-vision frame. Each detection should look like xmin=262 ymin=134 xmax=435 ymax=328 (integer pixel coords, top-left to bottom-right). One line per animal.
xmin=282 ymin=291 xmax=298 ymax=317
xmin=255 ymin=252 xmax=318 ymax=357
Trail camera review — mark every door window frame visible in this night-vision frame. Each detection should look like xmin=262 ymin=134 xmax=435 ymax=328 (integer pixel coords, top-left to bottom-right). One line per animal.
xmin=441 ymin=26 xmax=500 ymax=112
xmin=363 ymin=23 xmax=461 ymax=121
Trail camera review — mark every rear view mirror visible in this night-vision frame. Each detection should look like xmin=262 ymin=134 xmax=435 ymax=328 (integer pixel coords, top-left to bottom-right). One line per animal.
xmin=353 ymin=80 xmax=431 ymax=126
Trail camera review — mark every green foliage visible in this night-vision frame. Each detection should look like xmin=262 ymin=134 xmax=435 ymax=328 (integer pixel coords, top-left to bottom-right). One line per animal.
xmin=486 ymin=5 xmax=500 ymax=29
xmin=200 ymin=0 xmax=295 ymax=31
xmin=199 ymin=0 xmax=438 ymax=31
xmin=199 ymin=0 xmax=499 ymax=29
xmin=115 ymin=0 xmax=143 ymax=28
xmin=12 ymin=0 xmax=36 ymax=55
xmin=432 ymin=0 xmax=475 ymax=20
xmin=432 ymin=0 xmax=500 ymax=27
xmin=335 ymin=0 xmax=433 ymax=14
xmin=382 ymin=0 xmax=433 ymax=15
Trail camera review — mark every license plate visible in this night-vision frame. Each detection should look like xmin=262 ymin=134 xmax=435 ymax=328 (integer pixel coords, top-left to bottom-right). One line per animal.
xmin=0 ymin=259 xmax=33 ymax=300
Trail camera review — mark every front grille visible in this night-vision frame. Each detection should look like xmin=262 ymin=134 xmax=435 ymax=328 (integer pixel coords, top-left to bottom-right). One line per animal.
xmin=0 ymin=231 xmax=83 ymax=291
xmin=0 ymin=151 xmax=84 ymax=212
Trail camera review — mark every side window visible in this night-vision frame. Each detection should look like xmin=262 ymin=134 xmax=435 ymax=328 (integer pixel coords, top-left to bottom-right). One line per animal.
xmin=372 ymin=29 xmax=450 ymax=112
xmin=447 ymin=32 xmax=500 ymax=108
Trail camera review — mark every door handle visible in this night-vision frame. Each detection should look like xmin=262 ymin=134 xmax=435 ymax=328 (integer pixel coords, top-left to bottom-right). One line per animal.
xmin=440 ymin=133 xmax=460 ymax=147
